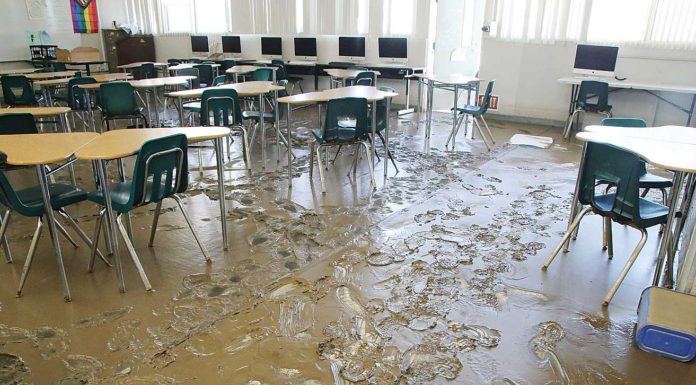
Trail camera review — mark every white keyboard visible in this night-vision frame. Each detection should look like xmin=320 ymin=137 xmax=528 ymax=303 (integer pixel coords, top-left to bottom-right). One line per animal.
xmin=287 ymin=61 xmax=317 ymax=66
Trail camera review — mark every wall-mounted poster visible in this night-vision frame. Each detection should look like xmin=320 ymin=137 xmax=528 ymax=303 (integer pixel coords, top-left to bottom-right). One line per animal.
xmin=71 ymin=0 xmax=99 ymax=33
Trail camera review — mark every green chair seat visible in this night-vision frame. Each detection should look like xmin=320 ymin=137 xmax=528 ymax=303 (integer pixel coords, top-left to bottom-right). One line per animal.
xmin=242 ymin=110 xmax=275 ymax=122
xmin=593 ymin=193 xmax=669 ymax=228
xmin=88 ymin=180 xmax=171 ymax=214
xmin=182 ymin=101 xmax=201 ymax=112
xmin=639 ymin=173 xmax=672 ymax=189
xmin=312 ymin=128 xmax=357 ymax=144
xmin=10 ymin=183 xmax=87 ymax=217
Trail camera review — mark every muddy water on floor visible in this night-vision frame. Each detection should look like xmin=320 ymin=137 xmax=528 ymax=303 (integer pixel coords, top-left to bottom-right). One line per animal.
xmin=0 ymin=116 xmax=693 ymax=384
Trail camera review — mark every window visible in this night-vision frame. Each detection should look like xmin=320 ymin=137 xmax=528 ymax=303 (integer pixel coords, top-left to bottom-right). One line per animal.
xmin=493 ymin=0 xmax=585 ymax=43
xmin=587 ymin=0 xmax=652 ymax=43
xmin=296 ymin=0 xmax=303 ymax=33
xmin=383 ymin=0 xmax=415 ymax=35
xmin=194 ymin=0 xmax=227 ymax=33
xmin=161 ymin=0 xmax=192 ymax=33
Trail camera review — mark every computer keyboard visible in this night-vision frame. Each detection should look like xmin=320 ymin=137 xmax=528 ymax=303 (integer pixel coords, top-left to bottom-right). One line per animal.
xmin=287 ymin=61 xmax=317 ymax=66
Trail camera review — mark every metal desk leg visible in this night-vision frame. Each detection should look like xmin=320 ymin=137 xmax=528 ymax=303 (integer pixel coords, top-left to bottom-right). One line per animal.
xmin=384 ymin=97 xmax=391 ymax=178
xmin=144 ymin=91 xmax=153 ymax=127
xmin=178 ymin=96 xmax=185 ymax=126
xmin=416 ymin=78 xmax=422 ymax=124
xmin=214 ymin=138 xmax=228 ymax=250
xmin=36 ymin=165 xmax=71 ymax=301
xmin=86 ymin=89 xmax=96 ymax=132
xmin=370 ymin=100 xmax=378 ymax=190
xmin=654 ymin=171 xmax=686 ymax=286
xmin=563 ymin=143 xmax=588 ymax=252
xmin=286 ymin=103 xmax=293 ymax=187
xmin=153 ymin=89 xmax=161 ymax=127
xmin=59 ymin=114 xmax=77 ymax=186
xmin=260 ymin=93 xmax=266 ymax=170
xmin=687 ymin=94 xmax=696 ymax=127
xmin=275 ymin=89 xmax=280 ymax=163
xmin=451 ymin=84 xmax=459 ymax=149
xmin=96 ymin=160 xmax=126 ymax=292
xmin=424 ymin=80 xmax=434 ymax=152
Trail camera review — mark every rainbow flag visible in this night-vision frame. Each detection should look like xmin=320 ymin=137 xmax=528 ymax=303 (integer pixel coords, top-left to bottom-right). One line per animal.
xmin=71 ymin=0 xmax=99 ymax=33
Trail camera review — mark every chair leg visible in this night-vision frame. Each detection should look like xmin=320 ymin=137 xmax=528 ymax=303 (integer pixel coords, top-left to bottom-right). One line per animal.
xmin=17 ymin=218 xmax=43 ymax=297
xmin=148 ymin=201 xmax=162 ymax=247
xmin=172 ymin=195 xmax=212 ymax=263
xmin=117 ymin=214 xmax=153 ymax=291
xmin=480 ymin=116 xmax=495 ymax=144
xmin=198 ymin=147 xmax=203 ymax=175
xmin=316 ymin=144 xmax=327 ymax=194
xmin=89 ymin=210 xmax=105 ymax=273
xmin=377 ymin=132 xmax=398 ymax=172
xmin=58 ymin=210 xmax=110 ymax=268
xmin=352 ymin=144 xmax=360 ymax=177
xmin=332 ymin=145 xmax=344 ymax=164
xmin=361 ymin=141 xmax=377 ymax=190
xmin=55 ymin=218 xmax=79 ymax=248
xmin=542 ymin=207 xmax=593 ymax=269
xmin=125 ymin=212 xmax=134 ymax=241
xmin=602 ymin=228 xmax=648 ymax=306
xmin=0 ymin=209 xmax=12 ymax=263
xmin=446 ymin=112 xmax=466 ymax=149
xmin=607 ymin=218 xmax=614 ymax=259
xmin=563 ymin=110 xmax=579 ymax=140
xmin=309 ymin=141 xmax=315 ymax=179
xmin=472 ymin=118 xmax=491 ymax=151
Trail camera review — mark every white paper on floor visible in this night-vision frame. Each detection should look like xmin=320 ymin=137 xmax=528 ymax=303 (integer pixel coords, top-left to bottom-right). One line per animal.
xmin=510 ymin=134 xmax=554 ymax=149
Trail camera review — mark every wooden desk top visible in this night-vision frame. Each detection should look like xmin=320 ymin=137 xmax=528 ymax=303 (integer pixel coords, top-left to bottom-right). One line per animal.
xmin=584 ymin=125 xmax=696 ymax=145
xmin=0 ymin=107 xmax=71 ymax=117
xmin=129 ymin=76 xmax=196 ymax=88
xmin=35 ymin=73 xmax=132 ymax=86
xmin=226 ymin=65 xmax=278 ymax=75
xmin=117 ymin=62 xmax=168 ymax=69
xmin=411 ymin=73 xmax=481 ymax=85
xmin=577 ymin=131 xmax=696 ymax=173
xmin=168 ymin=81 xmax=285 ymax=98
xmin=0 ymin=68 xmax=37 ymax=76
xmin=324 ymin=69 xmax=381 ymax=79
xmin=75 ymin=127 xmax=230 ymax=160
xmin=0 ymin=132 xmax=98 ymax=166
xmin=169 ymin=63 xmax=221 ymax=71
xmin=25 ymin=71 xmax=80 ymax=80
xmin=278 ymin=86 xmax=398 ymax=105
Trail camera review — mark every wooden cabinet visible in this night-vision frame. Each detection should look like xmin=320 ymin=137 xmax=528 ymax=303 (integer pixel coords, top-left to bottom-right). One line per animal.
xmin=102 ymin=30 xmax=155 ymax=71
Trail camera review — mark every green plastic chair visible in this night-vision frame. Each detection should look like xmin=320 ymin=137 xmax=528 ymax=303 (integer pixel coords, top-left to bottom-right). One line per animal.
xmin=449 ymin=80 xmax=496 ymax=151
xmin=543 ymin=141 xmax=669 ymax=306
xmin=66 ymin=77 xmax=97 ymax=131
xmin=0 ymin=154 xmax=108 ymax=294
xmin=347 ymin=71 xmax=374 ymax=87
xmin=1 ymin=75 xmax=41 ymax=106
xmin=310 ymin=97 xmax=374 ymax=194
xmin=87 ymin=134 xmax=211 ymax=291
xmin=193 ymin=64 xmax=214 ymax=87
xmin=176 ymin=67 xmax=201 ymax=89
xmin=99 ymin=82 xmax=149 ymax=131
xmin=252 ymin=68 xmax=274 ymax=81
xmin=601 ymin=118 xmax=672 ymax=204
xmin=136 ymin=63 xmax=156 ymax=80
xmin=197 ymin=88 xmax=250 ymax=168
xmin=212 ymin=75 xmax=226 ymax=86
xmin=564 ymin=80 xmax=613 ymax=139
xmin=241 ymin=80 xmax=290 ymax=152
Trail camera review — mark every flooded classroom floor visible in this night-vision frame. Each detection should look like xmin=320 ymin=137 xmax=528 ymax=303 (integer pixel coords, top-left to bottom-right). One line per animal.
xmin=1 ymin=107 xmax=694 ymax=384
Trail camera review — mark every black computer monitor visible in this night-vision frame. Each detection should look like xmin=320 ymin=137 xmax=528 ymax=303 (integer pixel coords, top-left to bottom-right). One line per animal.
xmin=378 ymin=37 xmax=408 ymax=61
xmin=261 ymin=37 xmax=282 ymax=57
xmin=339 ymin=37 xmax=366 ymax=59
xmin=222 ymin=36 xmax=241 ymax=54
xmin=573 ymin=44 xmax=619 ymax=77
xmin=294 ymin=37 xmax=317 ymax=59
xmin=191 ymin=36 xmax=209 ymax=53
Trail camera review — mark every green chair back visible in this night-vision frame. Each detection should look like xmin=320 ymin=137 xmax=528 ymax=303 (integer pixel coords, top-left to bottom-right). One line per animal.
xmin=321 ymin=97 xmax=369 ymax=142
xmin=350 ymin=71 xmax=375 ymax=86
xmin=372 ymin=86 xmax=396 ymax=132
xmin=129 ymin=134 xmax=189 ymax=208
xmin=578 ymin=142 xmax=647 ymax=227
xmin=212 ymin=75 xmax=226 ymax=86
xmin=0 ymin=113 xmax=38 ymax=135
xmin=252 ymin=68 xmax=273 ymax=81
xmin=67 ymin=77 xmax=97 ymax=110
xmin=200 ymin=88 xmax=243 ymax=126
xmin=193 ymin=64 xmax=214 ymax=86
xmin=0 ymin=170 xmax=32 ymax=216
xmin=176 ymin=68 xmax=200 ymax=89
xmin=99 ymin=82 xmax=140 ymax=117
xmin=223 ymin=59 xmax=237 ymax=71
xmin=137 ymin=63 xmax=156 ymax=79
xmin=478 ymin=80 xmax=496 ymax=115
xmin=1 ymin=75 xmax=37 ymax=106
xmin=577 ymin=81 xmax=610 ymax=111
xmin=271 ymin=60 xmax=288 ymax=80
xmin=52 ymin=62 xmax=67 ymax=71
xmin=601 ymin=118 xmax=647 ymax=128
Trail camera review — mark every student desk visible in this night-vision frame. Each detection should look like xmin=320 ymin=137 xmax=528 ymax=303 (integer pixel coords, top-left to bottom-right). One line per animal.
xmin=25 ymin=71 xmax=81 ymax=81
xmin=129 ymin=76 xmax=195 ymax=127
xmin=558 ymin=77 xmax=696 ymax=126
xmin=35 ymin=73 xmax=132 ymax=105
xmin=63 ymin=60 xmax=108 ymax=75
xmin=74 ymin=126 xmax=231 ymax=292
xmin=0 ymin=68 xmax=37 ymax=76
xmin=575 ymin=126 xmax=696 ymax=290
xmin=168 ymin=81 xmax=286 ymax=168
xmin=410 ymin=73 xmax=481 ymax=150
xmin=117 ymin=62 xmax=169 ymax=76
xmin=277 ymin=85 xmax=398 ymax=187
xmin=169 ymin=63 xmax=222 ymax=78
xmin=0 ymin=132 xmax=99 ymax=301
xmin=225 ymin=65 xmax=278 ymax=83
xmin=324 ymin=69 xmax=381 ymax=88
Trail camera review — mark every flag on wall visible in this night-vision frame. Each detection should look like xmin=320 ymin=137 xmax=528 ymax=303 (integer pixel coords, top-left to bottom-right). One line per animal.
xmin=71 ymin=0 xmax=99 ymax=33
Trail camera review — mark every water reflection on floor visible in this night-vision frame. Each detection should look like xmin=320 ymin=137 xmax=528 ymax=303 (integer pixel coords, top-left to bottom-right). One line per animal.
xmin=0 ymin=109 xmax=694 ymax=384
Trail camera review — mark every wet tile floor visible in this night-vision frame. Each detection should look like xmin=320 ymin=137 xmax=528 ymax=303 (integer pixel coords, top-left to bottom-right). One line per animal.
xmin=0 ymin=107 xmax=694 ymax=384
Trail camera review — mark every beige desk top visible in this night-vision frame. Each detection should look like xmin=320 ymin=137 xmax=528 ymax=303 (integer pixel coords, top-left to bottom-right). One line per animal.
xmin=226 ymin=65 xmax=278 ymax=75
xmin=129 ymin=76 xmax=196 ymax=89
xmin=324 ymin=69 xmax=381 ymax=79
xmin=75 ymin=127 xmax=230 ymax=160
xmin=278 ymin=85 xmax=398 ymax=105
xmin=0 ymin=106 xmax=71 ymax=117
xmin=35 ymin=73 xmax=132 ymax=86
xmin=0 ymin=132 xmax=98 ymax=166
xmin=577 ymin=131 xmax=696 ymax=173
xmin=25 ymin=71 xmax=80 ymax=80
xmin=117 ymin=62 xmax=168 ymax=69
xmin=411 ymin=73 xmax=481 ymax=85
xmin=169 ymin=63 xmax=221 ymax=71
xmin=168 ymin=81 xmax=285 ymax=98
xmin=584 ymin=125 xmax=696 ymax=145
xmin=0 ymin=68 xmax=37 ymax=76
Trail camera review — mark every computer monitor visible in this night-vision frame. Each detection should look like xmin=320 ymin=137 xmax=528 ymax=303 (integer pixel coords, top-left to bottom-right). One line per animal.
xmin=294 ymin=37 xmax=317 ymax=61
xmin=261 ymin=37 xmax=282 ymax=59
xmin=378 ymin=37 xmax=408 ymax=63
xmin=573 ymin=44 xmax=619 ymax=77
xmin=222 ymin=36 xmax=242 ymax=56
xmin=339 ymin=36 xmax=366 ymax=62
xmin=191 ymin=36 xmax=209 ymax=54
